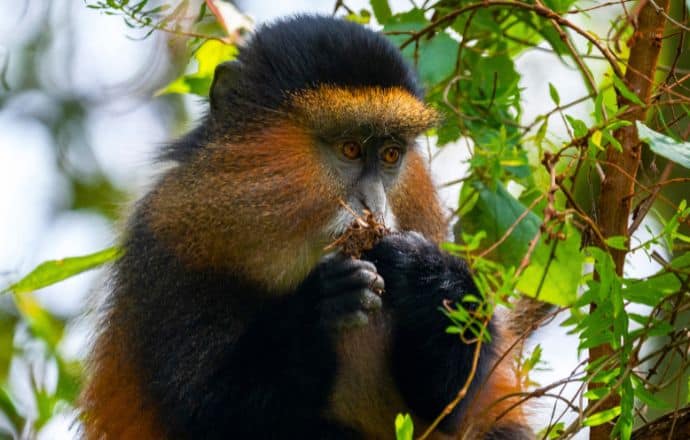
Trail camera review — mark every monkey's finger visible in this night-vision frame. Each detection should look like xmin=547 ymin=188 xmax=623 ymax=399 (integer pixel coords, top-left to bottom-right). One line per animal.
xmin=319 ymin=288 xmax=382 ymax=317
xmin=331 ymin=268 xmax=381 ymax=294
xmin=317 ymin=254 xmax=378 ymax=277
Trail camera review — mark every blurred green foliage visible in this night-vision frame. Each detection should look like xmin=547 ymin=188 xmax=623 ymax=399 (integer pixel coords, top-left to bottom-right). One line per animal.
xmin=2 ymin=0 xmax=690 ymax=438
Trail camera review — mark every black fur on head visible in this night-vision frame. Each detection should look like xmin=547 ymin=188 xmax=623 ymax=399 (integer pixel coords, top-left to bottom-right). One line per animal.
xmin=163 ymin=15 xmax=422 ymax=162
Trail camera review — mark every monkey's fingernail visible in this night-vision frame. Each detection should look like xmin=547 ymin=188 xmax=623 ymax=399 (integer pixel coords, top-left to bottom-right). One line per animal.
xmin=370 ymin=274 xmax=385 ymax=292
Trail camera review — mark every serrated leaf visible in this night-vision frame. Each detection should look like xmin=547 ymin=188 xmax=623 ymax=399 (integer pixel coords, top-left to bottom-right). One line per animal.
xmin=6 ymin=247 xmax=121 ymax=294
xmin=395 ymin=413 xmax=414 ymax=440
xmin=637 ymin=121 xmax=690 ymax=169
xmin=370 ymin=0 xmax=392 ymax=24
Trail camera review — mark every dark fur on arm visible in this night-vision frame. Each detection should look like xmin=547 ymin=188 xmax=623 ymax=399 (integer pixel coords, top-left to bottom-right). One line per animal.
xmin=114 ymin=215 xmax=382 ymax=439
xmin=363 ymin=232 xmax=497 ymax=435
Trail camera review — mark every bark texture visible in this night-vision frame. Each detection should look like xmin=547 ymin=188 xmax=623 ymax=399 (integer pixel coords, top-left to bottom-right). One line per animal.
xmin=590 ymin=1 xmax=671 ymax=439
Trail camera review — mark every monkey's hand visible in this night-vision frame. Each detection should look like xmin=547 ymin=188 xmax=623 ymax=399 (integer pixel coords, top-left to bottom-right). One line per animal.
xmin=361 ymin=232 xmax=488 ymax=434
xmin=301 ymin=254 xmax=385 ymax=330
xmin=362 ymin=231 xmax=477 ymax=308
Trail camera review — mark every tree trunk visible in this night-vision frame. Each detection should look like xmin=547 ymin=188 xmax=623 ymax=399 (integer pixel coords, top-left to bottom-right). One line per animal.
xmin=590 ymin=1 xmax=671 ymax=439
xmin=631 ymin=407 xmax=690 ymax=439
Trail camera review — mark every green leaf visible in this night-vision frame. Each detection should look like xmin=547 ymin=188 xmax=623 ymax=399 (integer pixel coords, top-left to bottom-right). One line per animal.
xmin=13 ymin=292 xmax=65 ymax=350
xmin=671 ymin=252 xmax=690 ymax=270
xmin=458 ymin=182 xmax=582 ymax=306
xmin=612 ymin=76 xmax=644 ymax=106
xmin=584 ymin=387 xmax=608 ymax=401
xmin=473 ymin=55 xmax=520 ymax=105
xmin=637 ymin=121 xmax=690 ymax=169
xmin=384 ymin=10 xmax=458 ymax=86
xmin=394 ymin=413 xmax=414 ymax=440
xmin=56 ymin=358 xmax=82 ymax=403
xmin=522 ymin=344 xmax=543 ymax=373
xmin=605 ymin=236 xmax=627 ymax=250
xmin=345 ymin=10 xmax=371 ymax=25
xmin=537 ymin=422 xmax=565 ymax=439
xmin=583 ymin=406 xmax=621 ymax=426
xmin=0 ymin=388 xmax=23 ymax=434
xmin=436 ymin=118 xmax=462 ymax=145
xmin=0 ymin=316 xmax=17 ymax=381
xmin=542 ymin=0 xmax=578 ymax=13
xmin=601 ymin=128 xmax=622 ymax=152
xmin=615 ymin=377 xmax=634 ymax=439
xmin=623 ymin=273 xmax=679 ymax=306
xmin=5 ymin=247 xmax=121 ymax=294
xmin=548 ymin=83 xmax=560 ymax=106
xmin=416 ymin=33 xmax=459 ymax=86
xmin=566 ymin=115 xmax=587 ymax=138
xmin=538 ymin=24 xmax=570 ymax=58
xmin=370 ymin=0 xmax=392 ymax=24
xmin=631 ymin=375 xmax=671 ymax=409
xmin=158 ymin=39 xmax=238 ymax=97
xmin=593 ymin=90 xmax=605 ymax=124
xmin=535 ymin=118 xmax=548 ymax=144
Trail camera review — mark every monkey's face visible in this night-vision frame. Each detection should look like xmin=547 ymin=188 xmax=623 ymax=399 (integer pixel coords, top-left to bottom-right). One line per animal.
xmin=318 ymin=133 xmax=408 ymax=235
xmin=288 ymin=86 xmax=442 ymax=240
xmin=147 ymin=85 xmax=447 ymax=291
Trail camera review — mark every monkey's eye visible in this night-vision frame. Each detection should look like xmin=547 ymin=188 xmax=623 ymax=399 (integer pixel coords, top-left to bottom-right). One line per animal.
xmin=341 ymin=141 xmax=362 ymax=160
xmin=381 ymin=146 xmax=402 ymax=165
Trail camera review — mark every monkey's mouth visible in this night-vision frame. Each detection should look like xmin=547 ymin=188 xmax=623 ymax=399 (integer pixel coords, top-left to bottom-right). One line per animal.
xmin=324 ymin=200 xmax=390 ymax=259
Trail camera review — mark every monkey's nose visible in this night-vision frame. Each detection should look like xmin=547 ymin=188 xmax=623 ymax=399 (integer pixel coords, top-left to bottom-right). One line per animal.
xmin=355 ymin=178 xmax=387 ymax=216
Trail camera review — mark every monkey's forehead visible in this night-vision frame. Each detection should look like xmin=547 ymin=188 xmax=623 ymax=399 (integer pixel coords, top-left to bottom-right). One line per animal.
xmin=287 ymin=86 xmax=439 ymax=138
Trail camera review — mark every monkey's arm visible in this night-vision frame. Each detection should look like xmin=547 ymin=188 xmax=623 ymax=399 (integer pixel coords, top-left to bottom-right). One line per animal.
xmin=363 ymin=233 xmax=530 ymax=439
xmin=188 ymin=255 xmax=382 ymax=439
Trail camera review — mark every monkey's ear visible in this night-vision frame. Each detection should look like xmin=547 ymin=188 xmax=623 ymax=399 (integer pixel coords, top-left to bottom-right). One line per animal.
xmin=210 ymin=60 xmax=241 ymax=113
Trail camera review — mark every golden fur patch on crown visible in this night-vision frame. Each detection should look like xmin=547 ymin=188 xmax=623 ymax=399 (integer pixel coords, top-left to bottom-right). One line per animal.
xmin=288 ymin=85 xmax=439 ymax=138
